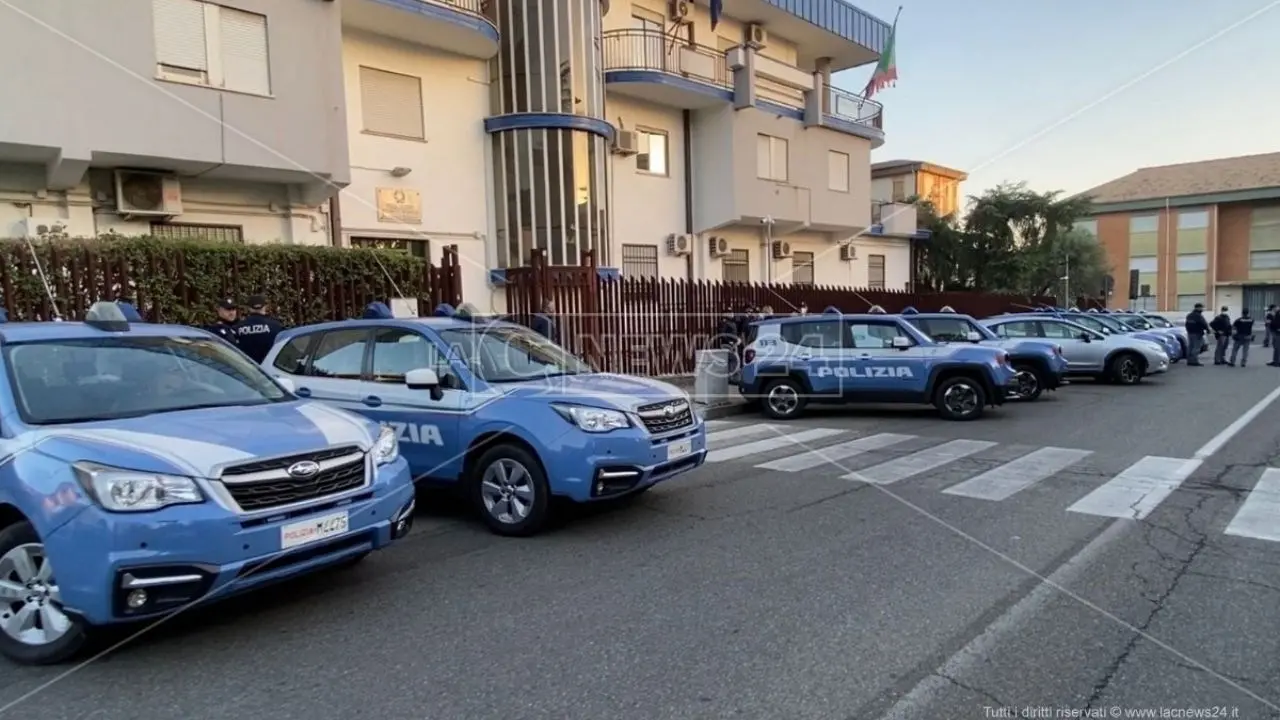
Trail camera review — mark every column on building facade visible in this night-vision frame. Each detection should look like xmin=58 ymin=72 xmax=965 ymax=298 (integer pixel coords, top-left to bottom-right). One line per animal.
xmin=489 ymin=0 xmax=612 ymax=268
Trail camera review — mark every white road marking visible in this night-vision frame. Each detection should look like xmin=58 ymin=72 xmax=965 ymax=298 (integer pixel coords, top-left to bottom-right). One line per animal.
xmin=943 ymin=447 xmax=1093 ymax=502
xmin=756 ymin=433 xmax=916 ymax=472
xmin=1066 ymin=456 xmax=1198 ymax=520
xmin=702 ymin=419 xmax=738 ymax=431
xmin=1224 ymin=468 xmax=1280 ymax=542
xmin=847 ymin=439 xmax=997 ymax=485
xmin=705 ymin=428 xmax=846 ymax=463
xmin=704 ymin=423 xmax=780 ymax=446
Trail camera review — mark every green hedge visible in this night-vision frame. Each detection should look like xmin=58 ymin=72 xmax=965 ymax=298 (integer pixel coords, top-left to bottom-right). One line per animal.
xmin=0 ymin=236 xmax=457 ymax=326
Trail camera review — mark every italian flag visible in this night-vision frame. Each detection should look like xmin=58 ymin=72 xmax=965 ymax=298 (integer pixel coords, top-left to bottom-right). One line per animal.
xmin=863 ymin=8 xmax=900 ymax=99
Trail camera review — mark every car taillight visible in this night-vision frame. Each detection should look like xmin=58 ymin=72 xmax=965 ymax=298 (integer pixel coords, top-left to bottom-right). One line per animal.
xmin=744 ymin=349 xmax=755 ymax=364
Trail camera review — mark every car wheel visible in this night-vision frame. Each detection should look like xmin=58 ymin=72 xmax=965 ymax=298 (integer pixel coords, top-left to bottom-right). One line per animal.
xmin=1010 ymin=363 xmax=1043 ymax=401
xmin=469 ymin=443 xmax=551 ymax=537
xmin=934 ymin=376 xmax=987 ymax=421
xmin=0 ymin=522 xmax=88 ymax=666
xmin=761 ymin=378 xmax=808 ymax=420
xmin=1107 ymin=352 xmax=1143 ymax=385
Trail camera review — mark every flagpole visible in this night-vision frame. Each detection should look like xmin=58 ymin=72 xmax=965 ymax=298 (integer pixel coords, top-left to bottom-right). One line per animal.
xmin=861 ymin=6 xmax=902 ymax=99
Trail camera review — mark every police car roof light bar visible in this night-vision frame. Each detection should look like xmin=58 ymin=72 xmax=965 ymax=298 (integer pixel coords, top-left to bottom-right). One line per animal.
xmin=84 ymin=301 xmax=131 ymax=332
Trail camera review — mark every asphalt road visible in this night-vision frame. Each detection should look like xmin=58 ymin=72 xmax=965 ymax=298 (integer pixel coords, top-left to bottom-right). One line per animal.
xmin=4 ymin=361 xmax=1280 ymax=720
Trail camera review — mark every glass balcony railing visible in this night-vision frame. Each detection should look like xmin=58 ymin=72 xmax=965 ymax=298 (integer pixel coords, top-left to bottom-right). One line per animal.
xmin=601 ymin=29 xmax=731 ymax=88
xmin=826 ymin=84 xmax=883 ymax=130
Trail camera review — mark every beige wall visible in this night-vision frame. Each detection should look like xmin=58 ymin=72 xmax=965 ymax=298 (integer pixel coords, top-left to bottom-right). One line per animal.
xmin=609 ymin=96 xmax=691 ymax=279
xmin=338 ymin=30 xmax=490 ymax=301
xmin=871 ymin=172 xmax=915 ymax=204
xmin=0 ymin=0 xmax=349 ymax=191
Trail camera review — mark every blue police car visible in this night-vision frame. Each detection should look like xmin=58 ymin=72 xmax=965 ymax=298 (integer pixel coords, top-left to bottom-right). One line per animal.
xmin=739 ymin=314 xmax=1019 ymax=421
xmin=0 ymin=303 xmax=415 ymax=665
xmin=262 ymin=315 xmax=707 ymax=537
xmin=897 ymin=308 xmax=1069 ymax=401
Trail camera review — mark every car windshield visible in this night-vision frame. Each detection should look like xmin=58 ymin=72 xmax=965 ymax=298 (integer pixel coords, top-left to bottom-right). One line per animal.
xmin=5 ymin=335 xmax=289 ymax=425
xmin=1089 ymin=315 xmax=1133 ymax=332
xmin=1143 ymin=315 xmax=1173 ymax=328
xmin=1112 ymin=314 xmax=1153 ymax=330
xmin=439 ymin=325 xmax=593 ymax=383
xmin=1067 ymin=315 xmax=1113 ymax=334
xmin=904 ymin=317 xmax=992 ymax=342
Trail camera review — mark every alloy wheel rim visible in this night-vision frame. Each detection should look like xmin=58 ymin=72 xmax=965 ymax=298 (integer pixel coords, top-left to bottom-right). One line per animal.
xmin=767 ymin=386 xmax=799 ymax=416
xmin=1014 ymin=370 xmax=1038 ymax=398
xmin=0 ymin=543 xmax=72 ymax=647
xmin=943 ymin=384 xmax=979 ymax=415
xmin=480 ymin=458 xmax=535 ymax=524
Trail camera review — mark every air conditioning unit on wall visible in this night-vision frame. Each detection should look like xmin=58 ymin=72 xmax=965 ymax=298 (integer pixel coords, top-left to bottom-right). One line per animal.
xmin=668 ymin=0 xmax=690 ymax=21
xmin=839 ymin=244 xmax=857 ymax=262
xmin=611 ymin=130 xmax=639 ymax=156
xmin=115 ymin=170 xmax=182 ymax=217
xmin=772 ymin=240 xmax=792 ymax=259
xmin=746 ymin=24 xmax=768 ymax=48
xmin=708 ymin=236 xmax=731 ymax=258
xmin=666 ymin=233 xmax=693 ymax=256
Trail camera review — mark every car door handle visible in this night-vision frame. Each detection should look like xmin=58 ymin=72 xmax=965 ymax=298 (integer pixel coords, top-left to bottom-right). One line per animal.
xmin=362 ymin=395 xmax=383 ymax=408
xmin=295 ymin=387 xmax=312 ymax=398
xmin=857 ymin=354 xmax=872 ymax=360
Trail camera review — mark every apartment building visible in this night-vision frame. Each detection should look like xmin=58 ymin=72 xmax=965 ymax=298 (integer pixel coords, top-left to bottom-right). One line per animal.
xmin=870 ymin=159 xmax=967 ymax=219
xmin=0 ymin=0 xmax=903 ymax=311
xmin=1081 ymin=152 xmax=1280 ymax=315
xmin=0 ymin=0 xmax=347 ymax=245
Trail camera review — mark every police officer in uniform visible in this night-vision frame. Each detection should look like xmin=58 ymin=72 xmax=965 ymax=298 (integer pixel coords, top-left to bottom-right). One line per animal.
xmin=204 ymin=298 xmax=241 ymax=346
xmin=235 ymin=294 xmax=284 ymax=363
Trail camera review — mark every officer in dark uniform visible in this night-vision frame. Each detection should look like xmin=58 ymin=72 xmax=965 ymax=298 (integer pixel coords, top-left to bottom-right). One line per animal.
xmin=235 ymin=294 xmax=284 ymax=363
xmin=204 ymin=298 xmax=241 ymax=346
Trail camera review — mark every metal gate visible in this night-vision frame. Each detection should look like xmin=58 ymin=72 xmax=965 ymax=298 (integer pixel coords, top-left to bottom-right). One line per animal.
xmin=1242 ymin=285 xmax=1280 ymax=320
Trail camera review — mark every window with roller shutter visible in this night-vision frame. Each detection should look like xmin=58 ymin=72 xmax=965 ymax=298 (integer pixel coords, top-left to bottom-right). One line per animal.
xmin=151 ymin=0 xmax=270 ymax=95
xmin=359 ymin=67 xmax=425 ymax=140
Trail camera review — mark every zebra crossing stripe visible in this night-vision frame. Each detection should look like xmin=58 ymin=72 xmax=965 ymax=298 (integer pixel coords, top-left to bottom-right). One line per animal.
xmin=705 ymin=428 xmax=846 ymax=463
xmin=704 ymin=423 xmax=779 ymax=446
xmin=703 ymin=420 xmax=738 ymax=431
xmin=1224 ymin=468 xmax=1280 ymax=542
xmin=846 ymin=439 xmax=997 ymax=485
xmin=756 ymin=433 xmax=916 ymax=472
xmin=943 ymin=447 xmax=1093 ymax=502
xmin=1066 ymin=456 xmax=1197 ymax=520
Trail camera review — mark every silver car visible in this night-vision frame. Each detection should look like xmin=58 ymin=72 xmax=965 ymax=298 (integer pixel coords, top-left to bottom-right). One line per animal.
xmin=980 ymin=316 xmax=1169 ymax=385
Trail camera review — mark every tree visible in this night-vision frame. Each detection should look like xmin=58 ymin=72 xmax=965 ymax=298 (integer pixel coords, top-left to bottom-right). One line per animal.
xmin=910 ymin=183 xmax=1110 ymax=299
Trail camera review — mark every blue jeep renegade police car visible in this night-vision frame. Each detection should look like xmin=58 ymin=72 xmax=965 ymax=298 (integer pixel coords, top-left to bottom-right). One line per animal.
xmin=739 ymin=314 xmax=1019 ymax=421
xmin=262 ymin=316 xmax=707 ymax=537
xmin=0 ymin=304 xmax=415 ymax=665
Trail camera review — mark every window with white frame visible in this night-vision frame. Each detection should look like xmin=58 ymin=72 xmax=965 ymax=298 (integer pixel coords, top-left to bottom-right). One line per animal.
xmin=1251 ymin=250 xmax=1280 ymax=269
xmin=1129 ymin=256 xmax=1158 ymax=273
xmin=791 ymin=251 xmax=814 ymax=285
xmin=1176 ymin=294 xmax=1205 ymax=312
xmin=359 ymin=67 xmax=425 ymax=140
xmin=827 ymin=151 xmax=850 ymax=192
xmin=868 ymin=254 xmax=886 ymax=289
xmin=620 ymin=244 xmax=658 ymax=278
xmin=1176 ymin=253 xmax=1207 ymax=272
xmin=636 ymin=129 xmax=668 ymax=175
xmin=1129 ymin=214 xmax=1158 ymax=233
xmin=152 ymin=0 xmax=271 ymax=96
xmin=891 ymin=178 xmax=905 ymax=202
xmin=723 ymin=249 xmax=750 ymax=283
xmin=1178 ymin=209 xmax=1209 ymax=229
xmin=756 ymin=134 xmax=788 ymax=182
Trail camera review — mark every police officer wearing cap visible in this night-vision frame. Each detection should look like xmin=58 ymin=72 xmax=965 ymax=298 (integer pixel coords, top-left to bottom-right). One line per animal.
xmin=235 ymin=294 xmax=284 ymax=363
xmin=204 ymin=298 xmax=241 ymax=347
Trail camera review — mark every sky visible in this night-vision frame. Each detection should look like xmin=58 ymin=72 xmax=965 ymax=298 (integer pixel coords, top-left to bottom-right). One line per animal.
xmin=833 ymin=0 xmax=1280 ymax=201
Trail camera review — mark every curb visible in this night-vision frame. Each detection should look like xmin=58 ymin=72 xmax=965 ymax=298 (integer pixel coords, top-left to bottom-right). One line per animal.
xmin=697 ymin=402 xmax=753 ymax=420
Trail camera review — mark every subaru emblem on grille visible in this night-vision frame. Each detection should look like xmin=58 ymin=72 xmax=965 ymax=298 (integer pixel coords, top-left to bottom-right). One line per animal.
xmin=287 ymin=460 xmax=322 ymax=478
xmin=664 ymin=404 xmax=677 ymax=418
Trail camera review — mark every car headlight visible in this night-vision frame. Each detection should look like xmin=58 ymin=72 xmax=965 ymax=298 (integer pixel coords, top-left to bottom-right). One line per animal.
xmin=374 ymin=425 xmax=399 ymax=466
xmin=73 ymin=462 xmax=203 ymax=512
xmin=552 ymin=403 xmax=630 ymax=433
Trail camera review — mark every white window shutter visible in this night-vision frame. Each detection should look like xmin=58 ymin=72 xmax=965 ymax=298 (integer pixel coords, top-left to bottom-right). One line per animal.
xmin=771 ymin=138 xmax=788 ymax=181
xmin=359 ymin=67 xmax=425 ymax=139
xmin=218 ymin=7 xmax=271 ymax=95
xmin=756 ymin=134 xmax=771 ymax=178
xmin=153 ymin=0 xmax=208 ymax=70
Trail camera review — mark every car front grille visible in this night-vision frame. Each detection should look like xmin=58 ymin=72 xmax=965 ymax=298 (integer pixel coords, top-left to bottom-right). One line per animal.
xmin=636 ymin=399 xmax=694 ymax=434
xmin=220 ymin=446 xmax=367 ymax=512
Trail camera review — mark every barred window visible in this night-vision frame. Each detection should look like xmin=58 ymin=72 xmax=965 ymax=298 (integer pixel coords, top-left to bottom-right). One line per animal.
xmin=791 ymin=251 xmax=814 ymax=286
xmin=868 ymin=254 xmax=886 ymax=289
xmin=150 ymin=222 xmax=243 ymax=243
xmin=723 ymin=248 xmax=750 ymax=283
xmin=351 ymin=236 xmax=428 ymax=259
xmin=621 ymin=244 xmax=658 ymax=278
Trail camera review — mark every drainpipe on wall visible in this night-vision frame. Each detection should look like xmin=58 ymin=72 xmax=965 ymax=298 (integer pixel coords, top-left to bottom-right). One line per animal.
xmin=328 ymin=195 xmax=343 ymax=247
xmin=683 ymin=109 xmax=694 ymax=282
xmin=1163 ymin=196 xmax=1171 ymax=311
xmin=762 ymin=217 xmax=774 ymax=283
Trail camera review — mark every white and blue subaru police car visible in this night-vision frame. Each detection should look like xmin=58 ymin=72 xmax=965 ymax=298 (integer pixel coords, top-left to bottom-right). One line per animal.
xmin=739 ymin=313 xmax=1020 ymax=421
xmin=0 ymin=303 xmax=415 ymax=665
xmin=262 ymin=314 xmax=707 ymax=537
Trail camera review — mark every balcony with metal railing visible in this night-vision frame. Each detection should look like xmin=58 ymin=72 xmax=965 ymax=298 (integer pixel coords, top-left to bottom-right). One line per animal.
xmin=601 ymin=29 xmax=733 ymax=108
xmin=342 ymin=0 xmax=499 ymax=60
xmin=824 ymin=85 xmax=883 ymax=135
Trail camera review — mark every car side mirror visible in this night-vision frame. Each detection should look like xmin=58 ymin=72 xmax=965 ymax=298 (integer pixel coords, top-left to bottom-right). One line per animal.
xmin=965 ymin=331 xmax=982 ymax=343
xmin=275 ymin=376 xmax=296 ymax=393
xmin=1079 ymin=333 xmax=1092 ymax=343
xmin=406 ymin=368 xmax=444 ymax=400
xmin=891 ymin=336 xmax=911 ymax=350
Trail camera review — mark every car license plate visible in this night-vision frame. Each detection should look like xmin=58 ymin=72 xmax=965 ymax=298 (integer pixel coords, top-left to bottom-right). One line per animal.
xmin=667 ymin=439 xmax=693 ymax=461
xmin=281 ymin=511 xmax=349 ymax=550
